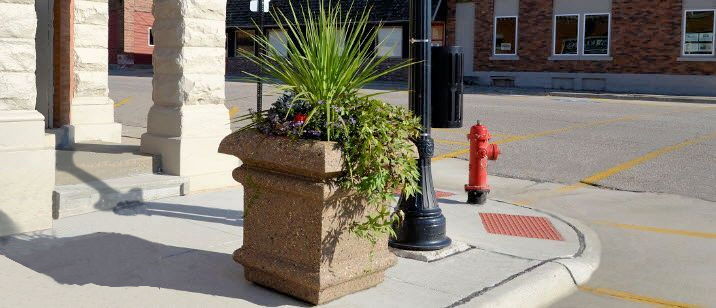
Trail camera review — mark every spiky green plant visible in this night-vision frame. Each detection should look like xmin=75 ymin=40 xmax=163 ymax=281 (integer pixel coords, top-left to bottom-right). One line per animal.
xmin=237 ymin=0 xmax=413 ymax=140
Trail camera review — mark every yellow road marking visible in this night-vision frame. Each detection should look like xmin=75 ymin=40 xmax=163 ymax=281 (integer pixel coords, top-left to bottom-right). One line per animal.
xmin=432 ymin=116 xmax=639 ymax=162
xmin=434 ymin=139 xmax=471 ymax=146
xmin=228 ymin=106 xmax=241 ymax=118
xmin=581 ymin=131 xmax=716 ymax=185
xmin=591 ymin=221 xmax=716 ymax=239
xmin=113 ymin=97 xmax=132 ymax=108
xmin=579 ymin=286 xmax=702 ymax=308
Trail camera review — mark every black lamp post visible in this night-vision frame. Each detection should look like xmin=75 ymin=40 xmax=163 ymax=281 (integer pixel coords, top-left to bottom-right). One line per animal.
xmin=389 ymin=0 xmax=452 ymax=251
xmin=255 ymin=0 xmax=265 ymax=111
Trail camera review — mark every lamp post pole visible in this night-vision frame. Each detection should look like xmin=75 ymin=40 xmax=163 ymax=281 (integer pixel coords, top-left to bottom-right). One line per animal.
xmin=389 ymin=0 xmax=452 ymax=251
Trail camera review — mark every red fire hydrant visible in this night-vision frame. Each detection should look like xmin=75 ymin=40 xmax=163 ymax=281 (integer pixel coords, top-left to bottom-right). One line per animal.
xmin=465 ymin=120 xmax=500 ymax=204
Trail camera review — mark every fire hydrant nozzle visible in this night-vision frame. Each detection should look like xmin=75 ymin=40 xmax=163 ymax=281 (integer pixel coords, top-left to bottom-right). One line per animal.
xmin=465 ymin=121 xmax=500 ymax=204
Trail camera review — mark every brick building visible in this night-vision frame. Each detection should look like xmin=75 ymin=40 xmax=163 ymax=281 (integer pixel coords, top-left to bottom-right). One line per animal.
xmin=225 ymin=0 xmax=448 ymax=80
xmin=109 ymin=0 xmax=154 ymax=66
xmin=448 ymin=0 xmax=716 ymax=95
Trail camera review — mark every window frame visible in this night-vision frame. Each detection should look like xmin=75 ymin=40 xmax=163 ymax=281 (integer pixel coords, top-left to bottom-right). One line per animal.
xmin=553 ymin=14 xmax=580 ymax=56
xmin=682 ymin=9 xmax=716 ymax=57
xmin=582 ymin=13 xmax=611 ymax=56
xmin=148 ymin=27 xmax=154 ymax=46
xmin=493 ymin=15 xmax=519 ymax=56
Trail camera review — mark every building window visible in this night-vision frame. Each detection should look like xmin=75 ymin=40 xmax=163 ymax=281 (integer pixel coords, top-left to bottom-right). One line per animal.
xmin=554 ymin=14 xmax=610 ymax=56
xmin=432 ymin=23 xmax=445 ymax=47
xmin=554 ymin=15 xmax=579 ymax=55
xmin=268 ymin=29 xmax=289 ymax=57
xmin=377 ymin=26 xmax=402 ymax=58
xmin=235 ymin=30 xmax=255 ymax=56
xmin=148 ymin=28 xmax=154 ymax=46
xmin=494 ymin=16 xmax=517 ymax=55
xmin=584 ymin=14 xmax=610 ymax=55
xmin=683 ymin=10 xmax=715 ymax=56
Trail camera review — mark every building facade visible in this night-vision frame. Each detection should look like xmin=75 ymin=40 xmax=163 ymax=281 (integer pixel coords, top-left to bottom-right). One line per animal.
xmin=449 ymin=0 xmax=716 ymax=95
xmin=225 ymin=0 xmax=448 ymax=80
xmin=109 ymin=0 xmax=154 ymax=66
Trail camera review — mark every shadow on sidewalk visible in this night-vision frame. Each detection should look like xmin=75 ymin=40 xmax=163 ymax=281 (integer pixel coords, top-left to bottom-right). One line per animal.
xmin=113 ymin=202 xmax=244 ymax=227
xmin=0 ymin=232 xmax=303 ymax=306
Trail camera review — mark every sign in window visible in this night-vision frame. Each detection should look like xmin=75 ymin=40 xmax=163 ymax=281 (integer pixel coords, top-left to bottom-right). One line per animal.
xmin=554 ymin=15 xmax=579 ymax=55
xmin=584 ymin=14 xmax=610 ymax=55
xmin=494 ymin=17 xmax=517 ymax=55
xmin=684 ymin=10 xmax=715 ymax=56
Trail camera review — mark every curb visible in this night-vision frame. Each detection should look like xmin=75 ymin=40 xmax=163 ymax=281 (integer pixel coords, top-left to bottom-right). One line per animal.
xmin=549 ymin=91 xmax=716 ymax=105
xmin=447 ymin=202 xmax=601 ymax=308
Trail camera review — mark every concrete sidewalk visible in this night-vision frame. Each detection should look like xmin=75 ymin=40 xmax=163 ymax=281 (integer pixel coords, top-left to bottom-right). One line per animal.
xmin=0 ymin=160 xmax=600 ymax=307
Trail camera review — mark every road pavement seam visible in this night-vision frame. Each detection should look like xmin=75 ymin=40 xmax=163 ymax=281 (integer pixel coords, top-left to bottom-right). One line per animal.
xmin=577 ymin=286 xmax=702 ymax=308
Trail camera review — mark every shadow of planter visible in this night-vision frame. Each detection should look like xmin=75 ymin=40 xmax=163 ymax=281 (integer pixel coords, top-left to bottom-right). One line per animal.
xmin=219 ymin=129 xmax=396 ymax=305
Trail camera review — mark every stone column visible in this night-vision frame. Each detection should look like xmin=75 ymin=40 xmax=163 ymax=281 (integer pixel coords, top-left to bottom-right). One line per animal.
xmin=141 ymin=0 xmax=237 ymax=192
xmin=0 ymin=0 xmax=54 ymax=236
xmin=69 ymin=0 xmax=121 ymax=143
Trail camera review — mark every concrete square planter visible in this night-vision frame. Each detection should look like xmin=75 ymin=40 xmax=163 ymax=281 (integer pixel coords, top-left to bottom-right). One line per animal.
xmin=219 ymin=129 xmax=397 ymax=305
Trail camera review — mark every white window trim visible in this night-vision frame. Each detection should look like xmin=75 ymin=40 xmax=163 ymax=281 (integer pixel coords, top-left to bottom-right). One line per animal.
xmin=553 ymin=14 xmax=580 ymax=56
xmin=148 ymin=28 xmax=154 ymax=46
xmin=682 ymin=9 xmax=716 ymax=57
xmin=493 ymin=16 xmax=518 ymax=56
xmin=583 ymin=13 xmax=611 ymax=56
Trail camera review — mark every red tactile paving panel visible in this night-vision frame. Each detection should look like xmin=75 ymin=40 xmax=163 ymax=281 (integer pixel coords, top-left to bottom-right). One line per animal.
xmin=435 ymin=191 xmax=455 ymax=198
xmin=479 ymin=213 xmax=564 ymax=241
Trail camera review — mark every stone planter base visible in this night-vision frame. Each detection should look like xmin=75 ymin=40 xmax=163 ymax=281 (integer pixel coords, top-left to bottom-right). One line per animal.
xmin=219 ymin=130 xmax=396 ymax=305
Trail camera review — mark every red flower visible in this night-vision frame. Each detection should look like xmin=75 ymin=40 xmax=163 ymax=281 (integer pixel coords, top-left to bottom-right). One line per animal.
xmin=293 ymin=114 xmax=307 ymax=123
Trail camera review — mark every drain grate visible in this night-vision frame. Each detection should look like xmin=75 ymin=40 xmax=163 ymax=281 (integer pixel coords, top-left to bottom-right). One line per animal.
xmin=480 ymin=213 xmax=564 ymax=241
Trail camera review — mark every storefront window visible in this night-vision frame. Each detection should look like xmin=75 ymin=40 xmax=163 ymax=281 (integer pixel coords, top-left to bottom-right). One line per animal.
xmin=684 ymin=10 xmax=715 ymax=56
xmin=584 ymin=14 xmax=610 ymax=55
xmin=432 ymin=23 xmax=445 ymax=47
xmin=494 ymin=17 xmax=517 ymax=55
xmin=268 ymin=29 xmax=289 ymax=57
xmin=235 ymin=30 xmax=255 ymax=56
xmin=377 ymin=27 xmax=402 ymax=58
xmin=554 ymin=15 xmax=579 ymax=55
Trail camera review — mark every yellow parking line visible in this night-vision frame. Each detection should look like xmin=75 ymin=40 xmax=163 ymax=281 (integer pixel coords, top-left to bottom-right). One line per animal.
xmin=113 ymin=97 xmax=132 ymax=108
xmin=434 ymin=139 xmax=471 ymax=146
xmin=578 ymin=286 xmax=701 ymax=308
xmin=228 ymin=106 xmax=241 ymax=118
xmin=432 ymin=115 xmax=639 ymax=162
xmin=591 ymin=221 xmax=716 ymax=239
xmin=581 ymin=131 xmax=716 ymax=185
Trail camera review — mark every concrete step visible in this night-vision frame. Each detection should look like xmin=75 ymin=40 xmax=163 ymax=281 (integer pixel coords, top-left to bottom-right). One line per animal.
xmin=55 ymin=140 xmax=160 ymax=186
xmin=53 ymin=174 xmax=188 ymax=219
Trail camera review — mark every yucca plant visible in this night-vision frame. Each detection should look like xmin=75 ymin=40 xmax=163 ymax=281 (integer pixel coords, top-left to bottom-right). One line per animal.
xmin=237 ymin=0 xmax=413 ymax=140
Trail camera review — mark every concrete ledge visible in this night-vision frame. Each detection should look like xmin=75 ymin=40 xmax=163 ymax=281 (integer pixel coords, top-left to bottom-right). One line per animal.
xmin=53 ymin=174 xmax=188 ymax=219
xmin=549 ymin=91 xmax=716 ymax=105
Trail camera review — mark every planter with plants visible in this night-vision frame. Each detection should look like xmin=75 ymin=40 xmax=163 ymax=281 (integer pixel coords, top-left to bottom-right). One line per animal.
xmin=218 ymin=2 xmax=419 ymax=304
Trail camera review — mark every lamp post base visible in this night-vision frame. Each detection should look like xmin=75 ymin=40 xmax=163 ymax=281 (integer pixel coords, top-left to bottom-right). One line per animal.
xmin=390 ymin=207 xmax=452 ymax=251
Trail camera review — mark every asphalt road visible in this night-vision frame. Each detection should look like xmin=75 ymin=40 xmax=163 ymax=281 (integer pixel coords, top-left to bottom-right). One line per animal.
xmin=110 ymin=74 xmax=716 ymax=202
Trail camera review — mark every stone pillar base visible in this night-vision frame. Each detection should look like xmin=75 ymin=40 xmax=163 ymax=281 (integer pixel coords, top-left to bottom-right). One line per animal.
xmin=140 ymin=105 xmax=238 ymax=193
xmin=0 ymin=111 xmax=55 ymax=236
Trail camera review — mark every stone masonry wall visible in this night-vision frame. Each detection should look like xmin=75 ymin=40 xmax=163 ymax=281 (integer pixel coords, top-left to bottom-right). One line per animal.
xmin=466 ymin=0 xmax=716 ymax=75
xmin=0 ymin=0 xmax=38 ymax=111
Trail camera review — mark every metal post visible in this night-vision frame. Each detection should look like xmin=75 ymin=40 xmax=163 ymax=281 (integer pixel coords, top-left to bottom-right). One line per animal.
xmin=255 ymin=0 xmax=264 ymax=111
xmin=389 ymin=0 xmax=452 ymax=251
